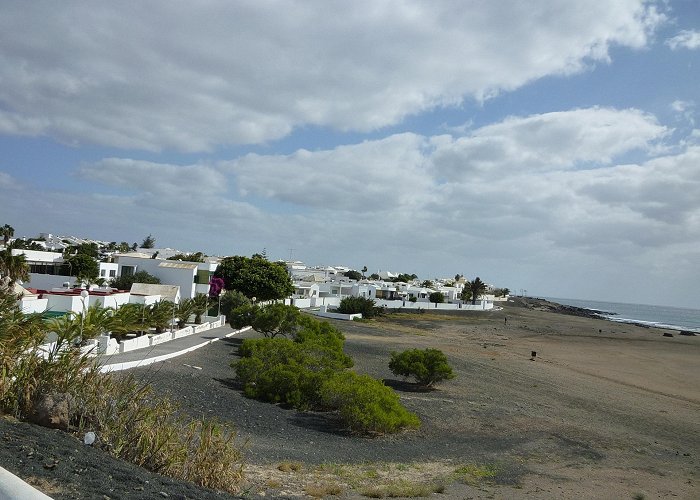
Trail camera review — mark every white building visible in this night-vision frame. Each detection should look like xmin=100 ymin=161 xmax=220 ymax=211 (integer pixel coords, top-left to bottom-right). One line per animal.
xmin=114 ymin=253 xmax=218 ymax=300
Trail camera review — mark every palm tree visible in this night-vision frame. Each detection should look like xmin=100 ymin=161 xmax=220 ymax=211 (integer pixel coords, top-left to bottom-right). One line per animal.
xmin=74 ymin=305 xmax=115 ymax=341
xmin=192 ymin=293 xmax=209 ymax=324
xmin=467 ymin=277 xmax=488 ymax=305
xmin=0 ymin=249 xmax=30 ymax=285
xmin=110 ymin=303 xmax=146 ymax=341
xmin=149 ymin=300 xmax=175 ymax=333
xmin=175 ymin=298 xmax=196 ymax=329
xmin=1 ymin=224 xmax=14 ymax=245
xmin=0 ymin=282 xmax=45 ymax=398
xmin=45 ymin=314 xmax=82 ymax=360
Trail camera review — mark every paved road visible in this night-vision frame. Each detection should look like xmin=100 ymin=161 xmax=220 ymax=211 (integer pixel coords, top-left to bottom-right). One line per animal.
xmin=96 ymin=324 xmax=249 ymax=372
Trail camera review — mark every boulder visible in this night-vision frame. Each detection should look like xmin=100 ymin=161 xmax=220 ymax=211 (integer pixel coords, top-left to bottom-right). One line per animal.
xmin=29 ymin=392 xmax=73 ymax=430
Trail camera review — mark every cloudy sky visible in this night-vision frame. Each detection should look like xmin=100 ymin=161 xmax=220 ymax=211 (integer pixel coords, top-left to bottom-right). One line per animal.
xmin=1 ymin=1 xmax=699 ymax=307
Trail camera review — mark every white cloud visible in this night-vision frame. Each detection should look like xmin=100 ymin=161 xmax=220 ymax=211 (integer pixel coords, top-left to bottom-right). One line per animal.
xmin=0 ymin=1 xmax=664 ymax=151
xmin=666 ymin=29 xmax=700 ymax=50
xmin=77 ymin=159 xmax=228 ymax=200
xmin=431 ymin=107 xmax=667 ymax=179
xmin=217 ymin=107 xmax=685 ymax=258
xmin=670 ymin=100 xmax=696 ymax=126
xmin=228 ymin=133 xmax=434 ymax=212
xmin=0 ymin=172 xmax=17 ymax=189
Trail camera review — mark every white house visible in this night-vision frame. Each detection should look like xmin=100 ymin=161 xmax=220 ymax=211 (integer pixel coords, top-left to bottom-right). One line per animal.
xmin=114 ymin=253 xmax=218 ymax=300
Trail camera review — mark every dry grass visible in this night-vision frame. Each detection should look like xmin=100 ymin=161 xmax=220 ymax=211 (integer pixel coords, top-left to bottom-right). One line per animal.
xmin=277 ymin=460 xmax=303 ymax=472
xmin=453 ymin=463 xmax=498 ymax=486
xmin=304 ymin=481 xmax=343 ymax=497
xmin=360 ymin=479 xmax=443 ymax=498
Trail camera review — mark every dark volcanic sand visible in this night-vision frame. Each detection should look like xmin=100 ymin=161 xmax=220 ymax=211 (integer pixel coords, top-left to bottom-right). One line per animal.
xmin=2 ymin=300 xmax=699 ymax=498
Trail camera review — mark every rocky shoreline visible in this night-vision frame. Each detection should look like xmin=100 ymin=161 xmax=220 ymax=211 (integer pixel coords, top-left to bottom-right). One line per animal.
xmin=508 ymin=296 xmax=614 ymax=319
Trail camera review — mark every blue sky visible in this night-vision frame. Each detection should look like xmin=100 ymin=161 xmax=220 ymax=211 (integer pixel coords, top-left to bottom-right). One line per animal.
xmin=1 ymin=1 xmax=699 ymax=307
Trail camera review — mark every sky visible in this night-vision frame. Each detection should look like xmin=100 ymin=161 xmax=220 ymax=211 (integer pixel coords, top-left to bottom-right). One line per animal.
xmin=1 ymin=1 xmax=699 ymax=307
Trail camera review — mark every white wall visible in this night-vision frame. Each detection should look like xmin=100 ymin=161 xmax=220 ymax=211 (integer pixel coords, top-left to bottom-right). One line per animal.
xmin=19 ymin=297 xmax=48 ymax=314
xmin=90 ymin=292 xmax=130 ymax=310
xmin=116 ymin=256 xmax=200 ymax=299
xmin=45 ymin=294 xmax=86 ymax=314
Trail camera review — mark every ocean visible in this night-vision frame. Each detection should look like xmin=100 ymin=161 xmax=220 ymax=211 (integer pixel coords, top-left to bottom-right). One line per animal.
xmin=543 ymin=297 xmax=700 ymax=333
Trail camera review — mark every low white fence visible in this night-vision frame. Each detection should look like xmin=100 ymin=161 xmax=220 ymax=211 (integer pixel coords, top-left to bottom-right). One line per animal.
xmin=36 ymin=315 xmax=228 ymax=358
xmin=309 ymin=305 xmax=362 ymax=321
xmin=374 ymin=299 xmax=493 ymax=310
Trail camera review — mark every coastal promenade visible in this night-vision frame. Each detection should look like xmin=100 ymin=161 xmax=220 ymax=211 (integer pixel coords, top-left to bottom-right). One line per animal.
xmin=97 ymin=323 xmax=250 ymax=372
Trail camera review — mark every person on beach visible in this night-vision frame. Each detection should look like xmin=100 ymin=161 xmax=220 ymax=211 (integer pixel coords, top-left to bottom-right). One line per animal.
xmin=504 ymin=317 xmax=508 ymax=326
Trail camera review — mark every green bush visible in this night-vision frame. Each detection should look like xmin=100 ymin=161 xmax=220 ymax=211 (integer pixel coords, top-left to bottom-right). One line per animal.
xmin=319 ymin=372 xmax=420 ymax=434
xmin=337 ymin=296 xmax=380 ymax=318
xmin=234 ymin=336 xmax=349 ymax=409
xmin=389 ymin=348 xmax=455 ymax=386
xmin=428 ymin=291 xmax=445 ymax=304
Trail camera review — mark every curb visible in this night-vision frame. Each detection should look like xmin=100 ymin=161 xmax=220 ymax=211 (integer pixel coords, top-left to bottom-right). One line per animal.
xmin=98 ymin=326 xmax=251 ymax=373
xmin=0 ymin=466 xmax=54 ymax=499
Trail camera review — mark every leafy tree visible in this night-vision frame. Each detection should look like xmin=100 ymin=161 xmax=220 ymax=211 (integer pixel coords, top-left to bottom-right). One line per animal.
xmin=493 ymin=287 xmax=510 ymax=297
xmin=118 ymin=242 xmax=131 ymax=253
xmin=337 ymin=296 xmax=379 ymax=318
xmin=467 ymin=277 xmax=488 ymax=305
xmin=229 ymin=303 xmax=259 ymax=330
xmin=167 ymin=252 xmax=205 ymax=263
xmin=141 ymin=234 xmax=156 ymax=249
xmin=421 ymin=280 xmax=434 ymax=288
xmin=251 ymin=303 xmax=301 ymax=338
xmin=388 ymin=273 xmax=418 ymax=283
xmin=65 ymin=254 xmax=99 ymax=283
xmin=460 ymin=287 xmax=472 ymax=303
xmin=361 ymin=265 xmax=367 ymax=278
xmin=429 ymin=291 xmax=445 ymax=304
xmin=214 ymin=255 xmax=294 ymax=301
xmin=389 ymin=348 xmax=455 ymax=386
xmin=110 ymin=270 xmax=161 ymax=290
xmin=220 ymin=290 xmax=250 ymax=319
xmin=369 ymin=273 xmax=380 ymax=280
xmin=343 ymin=270 xmax=362 ymax=281
xmin=8 ymin=239 xmax=44 ymax=251
xmin=454 ymin=274 xmax=462 ymax=282
xmin=64 ymin=242 xmax=99 ymax=258
xmin=0 ymin=249 xmax=29 ymax=285
xmin=1 ymin=224 xmax=14 ymax=245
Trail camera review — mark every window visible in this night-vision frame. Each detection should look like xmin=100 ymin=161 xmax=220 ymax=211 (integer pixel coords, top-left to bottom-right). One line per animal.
xmin=109 ymin=270 xmax=116 ymax=277
xmin=100 ymin=270 xmax=106 ymax=277
xmin=121 ymin=265 xmax=135 ymax=277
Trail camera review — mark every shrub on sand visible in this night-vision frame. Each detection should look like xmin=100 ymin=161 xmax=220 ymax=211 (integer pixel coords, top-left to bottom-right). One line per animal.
xmin=389 ymin=348 xmax=455 ymax=387
xmin=319 ymin=372 xmax=420 ymax=434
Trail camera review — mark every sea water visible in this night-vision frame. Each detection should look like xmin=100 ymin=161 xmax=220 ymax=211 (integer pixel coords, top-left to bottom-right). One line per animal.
xmin=544 ymin=297 xmax=700 ymax=333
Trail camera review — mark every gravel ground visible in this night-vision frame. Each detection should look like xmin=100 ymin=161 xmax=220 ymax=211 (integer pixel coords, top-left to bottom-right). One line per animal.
xmin=2 ymin=300 xmax=698 ymax=499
